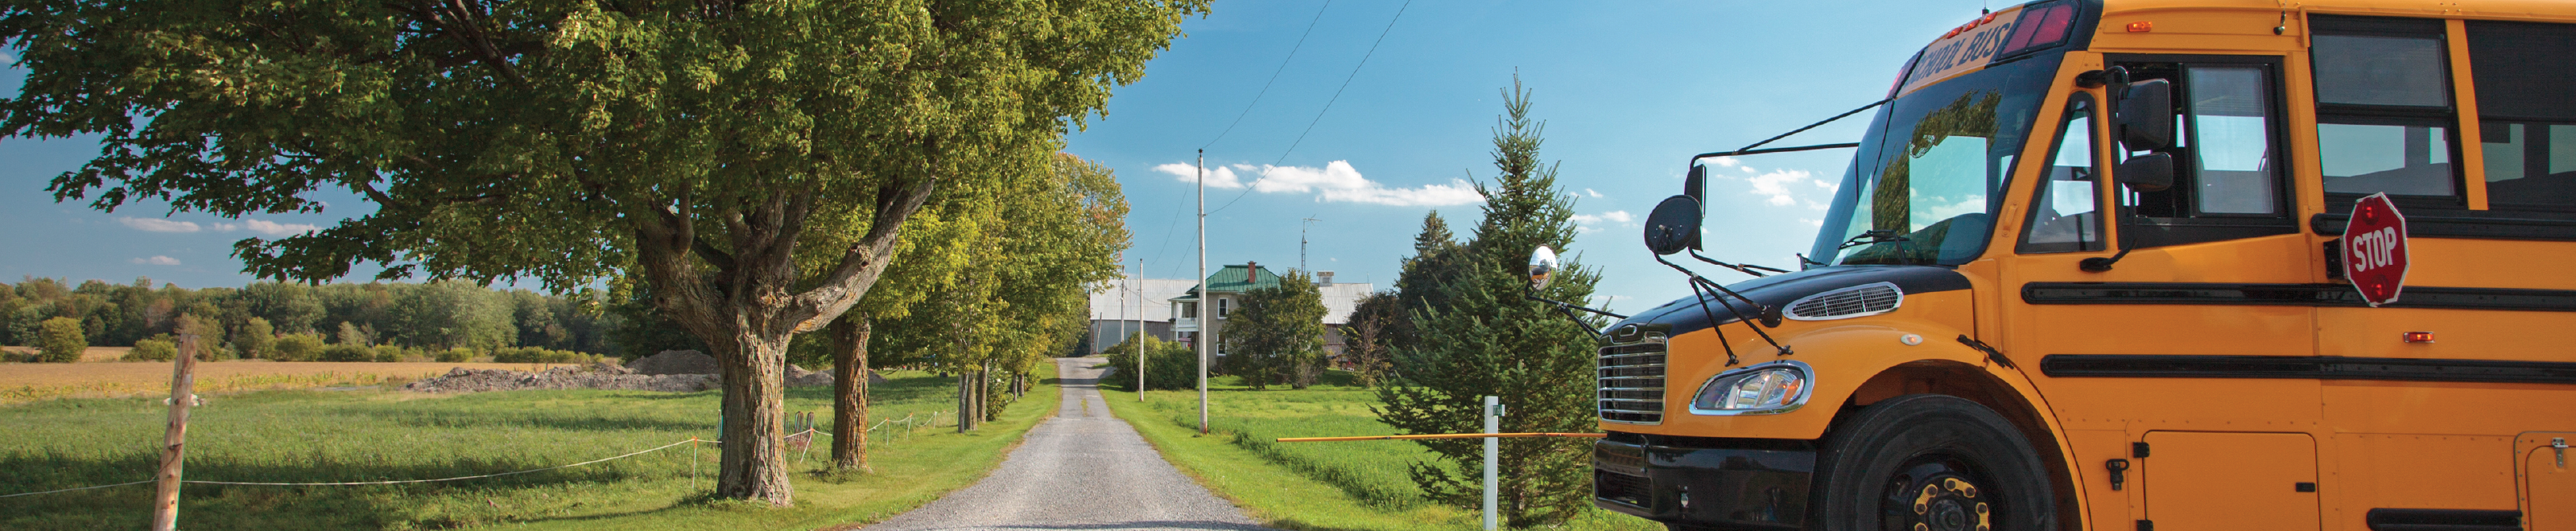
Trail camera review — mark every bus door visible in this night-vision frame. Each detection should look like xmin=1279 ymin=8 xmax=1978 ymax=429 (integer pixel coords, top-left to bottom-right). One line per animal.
xmin=2000 ymin=54 xmax=2321 ymax=529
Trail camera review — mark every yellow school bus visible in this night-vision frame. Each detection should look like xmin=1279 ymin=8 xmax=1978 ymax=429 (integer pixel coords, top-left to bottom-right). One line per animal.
xmin=1573 ymin=1 xmax=2576 ymax=529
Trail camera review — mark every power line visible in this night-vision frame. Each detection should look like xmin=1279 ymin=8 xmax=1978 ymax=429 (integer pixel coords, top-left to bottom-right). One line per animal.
xmin=1201 ymin=1 xmax=1336 ymax=151
xmin=1274 ymin=0 xmax=1414 ymax=166
xmin=1205 ymin=0 xmax=1413 ymax=217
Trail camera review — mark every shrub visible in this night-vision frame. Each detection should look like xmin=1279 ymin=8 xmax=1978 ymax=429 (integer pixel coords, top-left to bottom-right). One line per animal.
xmin=273 ymin=333 xmax=325 ymax=361
xmin=234 ymin=317 xmax=275 ymax=360
xmin=436 ymin=348 xmax=473 ymax=363
xmin=493 ymin=347 xmax=597 ymax=364
xmin=1098 ymin=333 xmax=1199 ymax=391
xmin=36 ymin=317 xmax=84 ymax=363
xmin=126 ymin=338 xmax=178 ymax=362
xmin=320 ymin=344 xmax=373 ymax=362
xmin=372 ymin=345 xmax=408 ymax=362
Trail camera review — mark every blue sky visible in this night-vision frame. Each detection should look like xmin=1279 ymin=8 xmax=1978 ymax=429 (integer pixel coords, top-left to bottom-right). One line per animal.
xmin=1 ymin=1 xmax=1999 ymax=310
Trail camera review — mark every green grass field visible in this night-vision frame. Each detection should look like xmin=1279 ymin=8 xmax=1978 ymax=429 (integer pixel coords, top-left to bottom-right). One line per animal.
xmin=1096 ymin=367 xmax=1660 ymax=531
xmin=0 ymin=365 xmax=1058 ymax=530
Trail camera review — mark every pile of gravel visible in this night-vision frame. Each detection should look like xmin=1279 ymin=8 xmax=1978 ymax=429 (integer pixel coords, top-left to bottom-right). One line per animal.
xmin=402 ymin=363 xmax=719 ymax=393
xmin=402 ymin=356 xmax=881 ymax=393
xmin=628 ymin=350 xmax=721 ymax=375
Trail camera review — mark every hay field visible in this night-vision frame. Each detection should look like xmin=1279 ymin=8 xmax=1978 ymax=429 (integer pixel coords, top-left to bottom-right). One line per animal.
xmin=0 ymin=360 xmax=575 ymax=403
xmin=1 ymin=346 xmax=134 ymax=363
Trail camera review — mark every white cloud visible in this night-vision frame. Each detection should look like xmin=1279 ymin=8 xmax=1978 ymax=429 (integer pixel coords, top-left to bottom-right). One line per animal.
xmin=1584 ymin=188 xmax=1604 ymax=198
xmin=0 ymin=51 xmax=14 ymax=64
xmin=131 ymin=256 xmax=181 ymax=266
xmin=118 ymin=216 xmax=319 ymax=236
xmin=1747 ymin=169 xmax=1817 ymax=206
xmin=1157 ymin=160 xmax=1483 ymax=207
xmin=1571 ymin=210 xmax=1637 ymax=233
xmin=1152 ymin=163 xmax=1245 ymax=189
xmin=119 ymin=217 xmax=203 ymax=233
xmin=243 ymin=219 xmax=320 ymax=236
xmin=1710 ymin=158 xmax=1742 ymax=168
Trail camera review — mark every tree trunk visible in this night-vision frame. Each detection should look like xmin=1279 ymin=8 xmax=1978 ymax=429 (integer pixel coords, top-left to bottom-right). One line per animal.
xmin=714 ymin=334 xmax=794 ymax=505
xmin=829 ymin=315 xmax=872 ymax=472
xmin=956 ymin=369 xmax=972 ymax=433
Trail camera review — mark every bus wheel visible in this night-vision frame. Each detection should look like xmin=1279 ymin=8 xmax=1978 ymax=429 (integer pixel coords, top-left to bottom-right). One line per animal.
xmin=1812 ymin=393 xmax=2054 ymax=531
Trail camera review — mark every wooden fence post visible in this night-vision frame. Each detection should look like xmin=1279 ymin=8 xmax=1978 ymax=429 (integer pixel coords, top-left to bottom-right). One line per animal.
xmin=151 ymin=334 xmax=200 ymax=530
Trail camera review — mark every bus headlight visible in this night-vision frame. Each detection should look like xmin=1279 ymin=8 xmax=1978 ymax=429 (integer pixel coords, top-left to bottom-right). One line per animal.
xmin=1689 ymin=361 xmax=1814 ymax=415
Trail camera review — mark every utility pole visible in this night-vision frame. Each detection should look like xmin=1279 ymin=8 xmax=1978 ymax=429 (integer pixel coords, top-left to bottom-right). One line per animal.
xmin=1196 ymin=150 xmax=1210 ymax=434
xmin=1300 ymin=216 xmax=1320 ymax=273
xmin=1143 ymin=257 xmax=1154 ymax=401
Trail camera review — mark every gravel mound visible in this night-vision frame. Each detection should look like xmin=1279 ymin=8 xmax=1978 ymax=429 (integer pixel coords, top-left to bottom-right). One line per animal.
xmin=402 ymin=365 xmax=717 ymax=393
xmin=628 ymin=349 xmax=720 ymax=375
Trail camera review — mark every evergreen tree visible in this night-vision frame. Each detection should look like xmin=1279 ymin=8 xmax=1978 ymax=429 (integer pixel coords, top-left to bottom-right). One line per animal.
xmin=1340 ymin=290 xmax=1401 ymax=387
xmin=1376 ymin=76 xmax=1605 ymax=527
xmin=1389 ymin=212 xmax=1462 ymax=355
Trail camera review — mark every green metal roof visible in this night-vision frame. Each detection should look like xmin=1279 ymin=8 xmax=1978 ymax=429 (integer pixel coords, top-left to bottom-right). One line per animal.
xmin=1175 ymin=264 xmax=1282 ymax=298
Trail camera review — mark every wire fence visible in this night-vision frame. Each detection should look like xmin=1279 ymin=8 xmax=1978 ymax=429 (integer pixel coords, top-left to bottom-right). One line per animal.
xmin=0 ymin=410 xmax=956 ymax=499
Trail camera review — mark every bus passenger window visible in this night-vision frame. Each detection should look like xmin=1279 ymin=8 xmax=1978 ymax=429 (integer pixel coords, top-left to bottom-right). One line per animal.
xmin=2021 ymin=97 xmax=2102 ymax=253
xmin=2310 ymin=15 xmax=2462 ymax=204
xmin=2188 ymin=67 xmax=2278 ymax=214
xmin=2470 ymin=20 xmax=2576 ymax=209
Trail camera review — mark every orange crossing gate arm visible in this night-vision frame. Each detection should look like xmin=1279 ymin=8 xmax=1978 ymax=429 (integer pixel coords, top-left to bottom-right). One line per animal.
xmin=1275 ymin=433 xmax=1608 ymax=442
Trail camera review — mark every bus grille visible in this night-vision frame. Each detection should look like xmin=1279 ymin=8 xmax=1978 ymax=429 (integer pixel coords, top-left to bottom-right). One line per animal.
xmin=1598 ymin=338 xmax=1666 ymax=423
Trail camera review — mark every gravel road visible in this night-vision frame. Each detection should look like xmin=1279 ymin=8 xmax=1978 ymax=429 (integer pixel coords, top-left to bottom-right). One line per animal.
xmin=857 ymin=357 xmax=1273 ymax=531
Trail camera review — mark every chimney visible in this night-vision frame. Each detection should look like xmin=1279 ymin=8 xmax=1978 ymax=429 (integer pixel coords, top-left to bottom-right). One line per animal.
xmin=1317 ymin=271 xmax=1335 ymax=284
xmin=1245 ymin=261 xmax=1258 ymax=283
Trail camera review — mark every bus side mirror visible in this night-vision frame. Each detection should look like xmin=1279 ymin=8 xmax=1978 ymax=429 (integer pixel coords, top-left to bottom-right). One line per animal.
xmin=2116 ymin=78 xmax=2174 ymax=151
xmin=2117 ymin=153 xmax=2176 ymax=192
xmin=1645 ymin=195 xmax=1703 ymax=256
xmin=1528 ymin=246 xmax=1560 ymax=290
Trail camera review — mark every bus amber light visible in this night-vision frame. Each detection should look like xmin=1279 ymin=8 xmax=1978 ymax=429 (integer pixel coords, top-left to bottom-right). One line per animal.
xmin=2126 ymin=21 xmax=2154 ymax=32
xmin=2403 ymin=331 xmax=2435 ymax=343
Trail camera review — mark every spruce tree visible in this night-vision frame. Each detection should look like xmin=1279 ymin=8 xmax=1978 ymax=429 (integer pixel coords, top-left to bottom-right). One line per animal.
xmin=1376 ymin=76 xmax=1604 ymax=527
xmin=1389 ymin=212 xmax=1463 ymax=356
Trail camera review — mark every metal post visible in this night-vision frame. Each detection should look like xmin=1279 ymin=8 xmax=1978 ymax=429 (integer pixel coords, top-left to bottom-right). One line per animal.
xmin=1196 ymin=149 xmax=1210 ymax=434
xmin=1483 ymin=395 xmax=1501 ymax=531
xmin=151 ymin=334 xmax=200 ymax=531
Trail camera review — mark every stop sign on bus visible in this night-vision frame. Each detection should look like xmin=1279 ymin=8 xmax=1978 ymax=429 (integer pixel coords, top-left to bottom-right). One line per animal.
xmin=2342 ymin=193 xmax=2409 ymax=307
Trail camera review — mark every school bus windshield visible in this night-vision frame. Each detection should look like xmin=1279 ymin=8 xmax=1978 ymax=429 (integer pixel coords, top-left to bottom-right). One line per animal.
xmin=1816 ymin=56 xmax=2057 ymax=266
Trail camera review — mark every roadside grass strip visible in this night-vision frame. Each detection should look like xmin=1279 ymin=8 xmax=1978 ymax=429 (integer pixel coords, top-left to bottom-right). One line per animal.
xmin=0 ymin=365 xmax=1059 ymax=531
xmin=1098 ymin=368 xmax=1659 ymax=531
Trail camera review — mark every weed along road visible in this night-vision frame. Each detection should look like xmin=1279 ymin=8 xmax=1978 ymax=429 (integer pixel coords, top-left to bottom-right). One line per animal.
xmin=860 ymin=358 xmax=1271 ymax=531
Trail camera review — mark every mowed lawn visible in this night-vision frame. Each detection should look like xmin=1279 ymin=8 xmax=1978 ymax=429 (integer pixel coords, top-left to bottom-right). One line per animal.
xmin=1096 ymin=367 xmax=1658 ymax=531
xmin=0 ymin=365 xmax=1058 ymax=530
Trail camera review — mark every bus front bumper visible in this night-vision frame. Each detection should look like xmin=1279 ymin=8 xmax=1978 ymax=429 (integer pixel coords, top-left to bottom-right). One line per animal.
xmin=1593 ymin=434 xmax=1815 ymax=530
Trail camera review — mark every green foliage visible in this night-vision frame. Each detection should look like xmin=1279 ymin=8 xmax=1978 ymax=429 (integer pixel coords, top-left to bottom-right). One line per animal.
xmin=234 ymin=317 xmax=275 ymax=360
xmin=370 ymin=345 xmax=410 ymax=362
xmin=126 ymin=337 xmax=177 ymax=362
xmin=273 ymin=333 xmax=326 ymax=362
xmin=1342 ymin=291 xmax=1402 ymax=387
xmin=436 ymin=348 xmax=475 ymax=363
xmin=35 ymin=317 xmax=83 ymax=363
xmin=1224 ymin=270 xmax=1329 ymax=389
xmin=1377 ymin=76 xmax=1608 ymax=527
xmin=1096 ymin=333 xmax=1198 ymax=391
xmin=390 ymin=280 xmax=515 ymax=351
xmin=1389 ymin=212 xmax=1461 ymax=356
xmin=318 ymin=344 xmax=374 ymax=363
xmin=493 ymin=347 xmax=599 ymax=364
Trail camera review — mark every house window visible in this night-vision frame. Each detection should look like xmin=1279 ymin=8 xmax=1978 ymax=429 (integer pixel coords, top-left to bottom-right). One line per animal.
xmin=1217 ymin=298 xmax=1230 ymax=318
xmin=2310 ymin=15 xmax=2462 ymax=207
xmin=1179 ymin=302 xmax=1195 ymax=319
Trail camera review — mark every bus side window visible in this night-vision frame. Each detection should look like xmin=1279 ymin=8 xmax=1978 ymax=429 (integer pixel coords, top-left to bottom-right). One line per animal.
xmin=2107 ymin=57 xmax=2296 ymax=249
xmin=2021 ymin=96 xmax=2104 ymax=253
xmin=2310 ymin=15 xmax=2462 ymax=208
xmin=2469 ymin=20 xmax=2576 ymax=210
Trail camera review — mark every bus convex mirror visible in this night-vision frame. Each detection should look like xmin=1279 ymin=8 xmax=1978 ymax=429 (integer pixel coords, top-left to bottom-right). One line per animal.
xmin=2116 ymin=78 xmax=2174 ymax=151
xmin=1644 ymin=195 xmax=1703 ymax=256
xmin=1528 ymin=246 xmax=1559 ymax=290
xmin=2117 ymin=152 xmax=2176 ymax=192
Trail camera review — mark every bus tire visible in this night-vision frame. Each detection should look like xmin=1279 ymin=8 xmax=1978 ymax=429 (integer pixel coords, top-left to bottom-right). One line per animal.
xmin=1811 ymin=393 xmax=2055 ymax=531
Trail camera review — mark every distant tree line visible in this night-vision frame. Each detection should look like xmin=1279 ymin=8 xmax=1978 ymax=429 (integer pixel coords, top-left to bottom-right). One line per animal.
xmin=0 ymin=277 xmax=647 ymax=361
